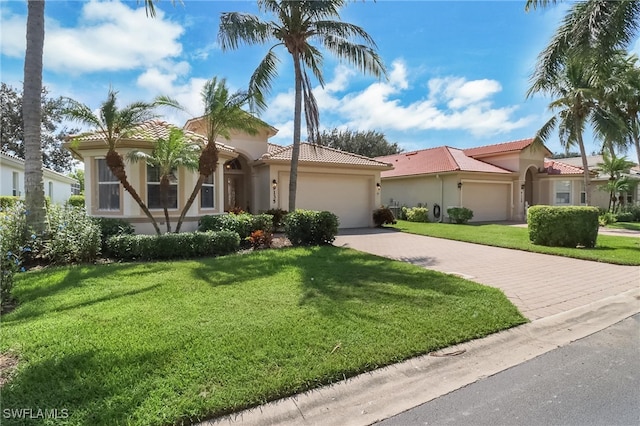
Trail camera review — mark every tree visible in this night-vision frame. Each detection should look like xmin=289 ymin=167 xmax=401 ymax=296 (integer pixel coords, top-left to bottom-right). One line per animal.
xmin=528 ymin=55 xmax=615 ymax=205
xmin=218 ymin=0 xmax=386 ymax=211
xmin=609 ymin=54 xmax=640 ymax=166
xmin=158 ymin=77 xmax=264 ymax=233
xmin=596 ymin=151 xmax=636 ymax=212
xmin=126 ymin=128 xmax=200 ymax=233
xmin=317 ymin=129 xmax=402 ymax=158
xmin=526 ymin=0 xmax=640 ymax=81
xmin=63 ymin=89 xmax=162 ymax=235
xmin=68 ymin=169 xmax=85 ymax=194
xmin=1 ymin=83 xmax=78 ymax=173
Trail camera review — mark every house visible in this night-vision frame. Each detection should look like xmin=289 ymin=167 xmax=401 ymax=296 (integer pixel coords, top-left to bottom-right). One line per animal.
xmin=376 ymin=138 xmax=639 ymax=223
xmin=0 ymin=151 xmax=79 ymax=204
xmin=66 ymin=119 xmax=391 ymax=233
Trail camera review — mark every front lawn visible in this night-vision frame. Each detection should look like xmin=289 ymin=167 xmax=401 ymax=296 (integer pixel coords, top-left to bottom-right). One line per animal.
xmin=606 ymin=222 xmax=640 ymax=232
xmin=0 ymin=246 xmax=526 ymax=426
xmin=391 ymin=221 xmax=640 ymax=266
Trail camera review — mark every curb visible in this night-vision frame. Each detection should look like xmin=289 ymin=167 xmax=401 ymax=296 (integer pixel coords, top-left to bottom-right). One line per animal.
xmin=202 ymin=288 xmax=640 ymax=426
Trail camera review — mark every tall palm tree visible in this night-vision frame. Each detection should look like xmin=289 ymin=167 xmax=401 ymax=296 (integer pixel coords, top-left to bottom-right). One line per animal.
xmin=528 ymin=55 xmax=614 ymax=205
xmin=159 ymin=77 xmax=264 ymax=233
xmin=611 ymin=54 xmax=640 ymax=166
xmin=596 ymin=150 xmax=636 ymax=212
xmin=63 ymin=90 xmax=162 ymax=234
xmin=23 ymin=0 xmax=47 ymax=235
xmin=526 ymin=0 xmax=640 ymax=81
xmin=126 ymin=128 xmax=200 ymax=233
xmin=218 ymin=0 xmax=386 ymax=211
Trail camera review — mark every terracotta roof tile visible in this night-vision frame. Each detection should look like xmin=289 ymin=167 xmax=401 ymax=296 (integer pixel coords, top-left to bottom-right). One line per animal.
xmin=542 ymin=159 xmax=585 ymax=175
xmin=378 ymin=146 xmax=512 ymax=178
xmin=463 ymin=138 xmax=536 ymax=157
xmin=262 ymin=142 xmax=392 ymax=168
xmin=69 ymin=120 xmax=236 ymax=153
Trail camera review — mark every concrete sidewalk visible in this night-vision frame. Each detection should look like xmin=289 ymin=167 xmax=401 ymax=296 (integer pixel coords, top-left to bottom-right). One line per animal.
xmin=203 ymin=229 xmax=639 ymax=426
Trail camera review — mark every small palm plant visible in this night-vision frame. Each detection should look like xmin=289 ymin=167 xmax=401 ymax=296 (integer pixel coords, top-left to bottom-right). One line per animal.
xmin=126 ymin=128 xmax=200 ymax=233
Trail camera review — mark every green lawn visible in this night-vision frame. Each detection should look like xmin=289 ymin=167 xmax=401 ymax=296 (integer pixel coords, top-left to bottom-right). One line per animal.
xmin=0 ymin=246 xmax=526 ymax=426
xmin=606 ymin=222 xmax=640 ymax=232
xmin=391 ymin=221 xmax=640 ymax=266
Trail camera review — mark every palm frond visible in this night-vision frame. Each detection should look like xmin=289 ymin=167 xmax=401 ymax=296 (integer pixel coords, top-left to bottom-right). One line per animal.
xmin=249 ymin=49 xmax=281 ymax=111
xmin=524 ymin=0 xmax=558 ymax=12
xmin=218 ymin=12 xmax=273 ymax=51
xmin=301 ymin=69 xmax=321 ymax=144
xmin=321 ymin=35 xmax=387 ymax=79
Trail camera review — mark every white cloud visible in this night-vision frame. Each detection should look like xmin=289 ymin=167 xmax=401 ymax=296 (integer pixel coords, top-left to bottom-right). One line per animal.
xmin=2 ymin=0 xmax=184 ymax=74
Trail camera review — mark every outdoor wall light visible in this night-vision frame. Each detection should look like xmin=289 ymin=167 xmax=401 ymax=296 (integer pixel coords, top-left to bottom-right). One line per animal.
xmin=272 ymin=179 xmax=277 ymax=204
xmin=521 ymin=184 xmax=525 ymax=190
xmin=376 ymin=182 xmax=381 ymax=193
xmin=457 ymin=182 xmax=463 ymax=189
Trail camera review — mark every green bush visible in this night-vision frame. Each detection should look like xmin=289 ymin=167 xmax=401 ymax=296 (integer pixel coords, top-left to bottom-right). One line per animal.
xmin=528 ymin=205 xmax=599 ymax=248
xmin=94 ymin=217 xmax=135 ymax=244
xmin=373 ymin=207 xmax=396 ymax=227
xmin=403 ymin=206 xmax=429 ymax=223
xmin=67 ymin=195 xmax=85 ymax=208
xmin=198 ymin=213 xmax=274 ymax=241
xmin=627 ymin=204 xmax=640 ymax=222
xmin=599 ymin=212 xmax=617 ymax=226
xmin=0 ymin=196 xmax=21 ymax=210
xmin=284 ymin=210 xmax=339 ymax=246
xmin=44 ymin=205 xmax=102 ymax=264
xmin=447 ymin=207 xmax=474 ymax=224
xmin=0 ymin=202 xmax=27 ymax=314
xmin=614 ymin=212 xmax=635 ymax=222
xmin=105 ymin=230 xmax=240 ymax=261
xmin=264 ymin=208 xmax=288 ymax=230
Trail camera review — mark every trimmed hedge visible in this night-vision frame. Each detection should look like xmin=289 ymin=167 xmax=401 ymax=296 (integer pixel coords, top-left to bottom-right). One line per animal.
xmin=527 ymin=205 xmax=599 ymax=248
xmin=105 ymin=230 xmax=240 ymax=261
xmin=198 ymin=213 xmax=274 ymax=238
xmin=403 ymin=206 xmax=429 ymax=223
xmin=67 ymin=195 xmax=85 ymax=208
xmin=373 ymin=207 xmax=396 ymax=227
xmin=93 ymin=217 xmax=135 ymax=245
xmin=284 ymin=210 xmax=339 ymax=246
xmin=447 ymin=207 xmax=474 ymax=224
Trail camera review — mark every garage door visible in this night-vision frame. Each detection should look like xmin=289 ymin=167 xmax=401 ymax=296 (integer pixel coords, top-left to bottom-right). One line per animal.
xmin=282 ymin=173 xmax=372 ymax=228
xmin=461 ymin=182 xmax=511 ymax=222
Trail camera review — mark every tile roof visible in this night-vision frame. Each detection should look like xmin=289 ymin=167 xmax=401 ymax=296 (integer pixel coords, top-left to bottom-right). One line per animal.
xmin=378 ymin=146 xmax=512 ymax=178
xmin=462 ymin=138 xmax=537 ymax=157
xmin=68 ymin=120 xmax=236 ymax=153
xmin=542 ymin=159 xmax=585 ymax=175
xmin=1 ymin=150 xmax=78 ymax=182
xmin=261 ymin=142 xmax=393 ymax=168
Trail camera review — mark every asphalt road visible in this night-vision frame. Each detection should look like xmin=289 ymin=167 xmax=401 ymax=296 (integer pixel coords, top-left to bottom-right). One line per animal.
xmin=377 ymin=314 xmax=640 ymax=426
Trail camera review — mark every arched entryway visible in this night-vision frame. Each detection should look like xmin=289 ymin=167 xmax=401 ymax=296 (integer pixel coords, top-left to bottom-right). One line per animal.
xmin=524 ymin=168 xmax=534 ymax=207
xmin=223 ymin=156 xmax=252 ymax=212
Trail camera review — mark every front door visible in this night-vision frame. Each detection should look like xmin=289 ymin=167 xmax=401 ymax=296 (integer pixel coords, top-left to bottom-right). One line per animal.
xmin=225 ymin=175 xmax=245 ymax=212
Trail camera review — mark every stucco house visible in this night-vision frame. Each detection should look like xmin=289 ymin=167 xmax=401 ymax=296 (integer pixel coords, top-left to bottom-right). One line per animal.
xmin=66 ymin=119 xmax=391 ymax=233
xmin=0 ymin=151 xmax=79 ymax=205
xmin=376 ymin=138 xmax=639 ymax=223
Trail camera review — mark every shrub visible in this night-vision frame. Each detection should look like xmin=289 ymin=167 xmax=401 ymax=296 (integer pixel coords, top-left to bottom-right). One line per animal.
xmin=94 ymin=217 xmax=135 ymax=245
xmin=246 ymin=230 xmax=272 ymax=249
xmin=404 ymin=206 xmax=429 ymax=223
xmin=373 ymin=207 xmax=396 ymax=227
xmin=105 ymin=230 xmax=240 ymax=261
xmin=264 ymin=208 xmax=288 ymax=230
xmin=44 ymin=205 xmax=101 ymax=264
xmin=447 ymin=207 xmax=474 ymax=224
xmin=0 ymin=203 xmax=27 ymax=314
xmin=626 ymin=204 xmax=640 ymax=222
xmin=398 ymin=205 xmax=409 ymax=220
xmin=199 ymin=213 xmax=274 ymax=240
xmin=284 ymin=210 xmax=339 ymax=246
xmin=67 ymin=195 xmax=85 ymax=208
xmin=614 ymin=212 xmax=635 ymax=223
xmin=528 ymin=205 xmax=599 ymax=248
xmin=0 ymin=196 xmax=21 ymax=210
xmin=599 ymin=212 xmax=617 ymax=226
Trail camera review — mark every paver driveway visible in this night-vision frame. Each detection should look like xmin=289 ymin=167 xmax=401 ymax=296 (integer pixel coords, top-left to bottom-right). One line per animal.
xmin=334 ymin=228 xmax=640 ymax=320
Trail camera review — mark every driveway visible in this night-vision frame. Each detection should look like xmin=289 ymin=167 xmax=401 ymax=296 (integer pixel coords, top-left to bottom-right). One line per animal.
xmin=334 ymin=228 xmax=640 ymax=320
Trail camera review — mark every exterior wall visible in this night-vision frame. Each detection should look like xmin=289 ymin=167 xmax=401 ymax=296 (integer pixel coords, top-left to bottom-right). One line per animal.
xmin=475 ymin=152 xmax=521 ymax=172
xmin=253 ymin=165 xmax=271 ymax=213
xmin=0 ymin=153 xmax=76 ymax=204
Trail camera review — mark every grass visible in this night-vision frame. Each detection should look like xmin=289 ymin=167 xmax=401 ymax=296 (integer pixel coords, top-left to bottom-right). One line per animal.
xmin=606 ymin=222 xmax=640 ymax=232
xmin=0 ymin=246 xmax=526 ymax=426
xmin=391 ymin=221 xmax=640 ymax=266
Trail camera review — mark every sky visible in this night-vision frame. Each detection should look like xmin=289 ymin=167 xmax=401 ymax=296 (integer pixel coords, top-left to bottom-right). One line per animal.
xmin=1 ymin=0 xmax=639 ymax=157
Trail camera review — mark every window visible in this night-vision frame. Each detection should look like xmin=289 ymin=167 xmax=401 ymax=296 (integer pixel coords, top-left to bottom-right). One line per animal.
xmin=554 ymin=180 xmax=571 ymax=205
xmin=579 ymin=182 xmax=586 ymax=204
xmin=147 ymin=165 xmax=177 ymax=209
xmin=12 ymin=172 xmax=19 ymax=196
xmin=96 ymin=159 xmax=120 ymax=210
xmin=48 ymin=181 xmax=53 ymax=199
xmin=201 ymin=173 xmax=215 ymax=209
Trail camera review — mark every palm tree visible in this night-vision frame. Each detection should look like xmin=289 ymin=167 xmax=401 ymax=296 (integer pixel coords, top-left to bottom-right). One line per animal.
xmin=612 ymin=54 xmax=640 ymax=166
xmin=218 ymin=0 xmax=386 ymax=211
xmin=526 ymin=0 xmax=640 ymax=81
xmin=159 ymin=77 xmax=264 ymax=233
xmin=23 ymin=0 xmax=47 ymax=235
xmin=126 ymin=128 xmax=200 ymax=233
xmin=63 ymin=89 xmax=162 ymax=234
xmin=528 ymin=55 xmax=614 ymax=205
xmin=596 ymin=151 xmax=636 ymax=212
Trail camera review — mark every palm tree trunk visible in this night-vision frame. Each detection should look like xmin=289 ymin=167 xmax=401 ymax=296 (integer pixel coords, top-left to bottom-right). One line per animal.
xmin=160 ymin=175 xmax=171 ymax=233
xmin=175 ymin=174 xmax=206 ymax=233
xmin=577 ymin=133 xmax=591 ymax=206
xmin=23 ymin=0 xmax=47 ymax=236
xmin=106 ymin=150 xmax=161 ymax=235
xmin=289 ymin=54 xmax=303 ymax=212
xmin=634 ymin=133 xmax=640 ymax=167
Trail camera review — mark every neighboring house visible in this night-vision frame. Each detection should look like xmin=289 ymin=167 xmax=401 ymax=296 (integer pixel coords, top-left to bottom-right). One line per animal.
xmin=376 ymin=138 xmax=639 ymax=223
xmin=0 ymin=151 xmax=78 ymax=205
xmin=66 ymin=119 xmax=391 ymax=233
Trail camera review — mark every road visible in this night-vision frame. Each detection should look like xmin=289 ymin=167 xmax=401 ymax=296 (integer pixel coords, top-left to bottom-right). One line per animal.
xmin=377 ymin=314 xmax=640 ymax=426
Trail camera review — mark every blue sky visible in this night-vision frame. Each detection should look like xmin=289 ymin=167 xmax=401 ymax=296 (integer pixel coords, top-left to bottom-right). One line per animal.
xmin=2 ymin=0 xmax=639 ymax=156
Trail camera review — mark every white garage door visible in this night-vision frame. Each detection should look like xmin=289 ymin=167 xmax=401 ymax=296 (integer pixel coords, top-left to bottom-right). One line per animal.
xmin=282 ymin=173 xmax=372 ymax=228
xmin=461 ymin=182 xmax=511 ymax=222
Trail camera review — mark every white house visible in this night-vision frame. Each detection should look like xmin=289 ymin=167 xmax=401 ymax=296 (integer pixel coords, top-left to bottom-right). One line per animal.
xmin=0 ymin=151 xmax=78 ymax=204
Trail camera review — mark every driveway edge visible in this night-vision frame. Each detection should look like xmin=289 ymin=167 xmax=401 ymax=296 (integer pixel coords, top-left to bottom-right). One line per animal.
xmin=203 ymin=288 xmax=640 ymax=426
